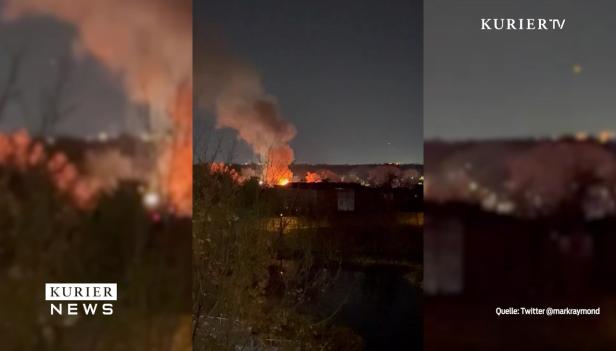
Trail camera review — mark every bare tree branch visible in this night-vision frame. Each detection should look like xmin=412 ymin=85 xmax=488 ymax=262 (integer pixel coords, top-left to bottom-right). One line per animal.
xmin=39 ymin=55 xmax=78 ymax=136
xmin=0 ymin=47 xmax=26 ymax=122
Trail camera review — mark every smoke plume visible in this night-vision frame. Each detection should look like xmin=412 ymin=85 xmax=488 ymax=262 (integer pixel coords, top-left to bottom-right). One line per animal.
xmin=198 ymin=35 xmax=296 ymax=185
xmin=3 ymin=0 xmax=193 ymax=214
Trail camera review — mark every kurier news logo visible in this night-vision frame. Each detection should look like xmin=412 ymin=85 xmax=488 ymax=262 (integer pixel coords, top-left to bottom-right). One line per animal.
xmin=45 ymin=283 xmax=116 ymax=316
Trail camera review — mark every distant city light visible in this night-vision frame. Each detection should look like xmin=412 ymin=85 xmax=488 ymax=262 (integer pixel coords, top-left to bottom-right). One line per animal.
xmin=598 ymin=130 xmax=615 ymax=144
xmin=574 ymin=131 xmax=589 ymax=141
xmin=143 ymin=191 xmax=161 ymax=209
xmin=573 ymin=64 xmax=583 ymax=75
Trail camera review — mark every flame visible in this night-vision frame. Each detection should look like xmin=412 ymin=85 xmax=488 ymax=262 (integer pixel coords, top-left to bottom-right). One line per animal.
xmin=0 ymin=130 xmax=103 ymax=208
xmin=163 ymin=82 xmax=192 ymax=215
xmin=305 ymin=172 xmax=321 ymax=183
xmin=3 ymin=0 xmax=193 ymax=216
xmin=262 ymin=145 xmax=293 ymax=186
xmin=201 ymin=37 xmax=296 ymax=189
xmin=209 ymin=162 xmax=242 ymax=183
xmin=278 ymin=178 xmax=290 ymax=186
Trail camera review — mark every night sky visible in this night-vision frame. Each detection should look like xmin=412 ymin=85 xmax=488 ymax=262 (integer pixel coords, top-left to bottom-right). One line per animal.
xmin=0 ymin=4 xmax=138 ymax=137
xmin=5 ymin=1 xmax=616 ymax=158
xmin=197 ymin=0 xmax=423 ymax=164
xmin=425 ymin=0 xmax=616 ymax=140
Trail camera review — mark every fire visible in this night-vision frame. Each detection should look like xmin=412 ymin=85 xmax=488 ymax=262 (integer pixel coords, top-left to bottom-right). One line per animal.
xmin=262 ymin=145 xmax=294 ymax=186
xmin=209 ymin=162 xmax=242 ymax=183
xmin=203 ymin=36 xmax=296 ymax=189
xmin=305 ymin=172 xmax=321 ymax=183
xmin=0 ymin=130 xmax=103 ymax=208
xmin=164 ymin=82 xmax=192 ymax=215
xmin=3 ymin=0 xmax=193 ymax=216
xmin=209 ymin=162 xmax=289 ymax=187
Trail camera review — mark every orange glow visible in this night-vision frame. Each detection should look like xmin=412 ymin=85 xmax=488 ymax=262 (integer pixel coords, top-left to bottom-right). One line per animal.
xmin=262 ymin=145 xmax=294 ymax=186
xmin=0 ymin=130 xmax=102 ymax=209
xmin=164 ymin=82 xmax=193 ymax=216
xmin=574 ymin=131 xmax=589 ymax=141
xmin=278 ymin=178 xmax=290 ymax=186
xmin=597 ymin=130 xmax=615 ymax=144
xmin=4 ymin=0 xmax=193 ymax=216
xmin=209 ymin=162 xmax=242 ymax=183
xmin=305 ymin=171 xmax=321 ymax=183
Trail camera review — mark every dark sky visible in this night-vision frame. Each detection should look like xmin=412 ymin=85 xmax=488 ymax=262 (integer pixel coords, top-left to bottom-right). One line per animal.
xmin=0 ymin=5 xmax=138 ymax=137
xmin=425 ymin=0 xmax=616 ymax=140
xmin=197 ymin=0 xmax=423 ymax=164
